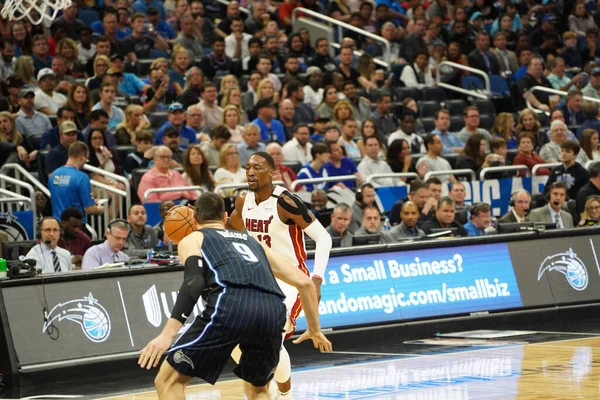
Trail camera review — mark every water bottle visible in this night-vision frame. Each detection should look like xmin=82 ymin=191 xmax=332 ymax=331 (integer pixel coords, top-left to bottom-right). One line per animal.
xmin=383 ymin=217 xmax=391 ymax=231
xmin=0 ymin=258 xmax=6 ymax=279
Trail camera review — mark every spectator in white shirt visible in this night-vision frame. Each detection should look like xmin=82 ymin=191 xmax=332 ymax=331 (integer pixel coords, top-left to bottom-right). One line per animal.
xmin=357 ymin=136 xmax=403 ymax=187
xmin=540 ymin=120 xmax=569 ymax=162
xmin=282 ymin=123 xmax=313 ymax=164
xmin=303 ymin=66 xmax=324 ymax=110
xmin=416 ymin=134 xmax=457 ymax=184
xmin=400 ymin=50 xmax=435 ymax=89
xmin=388 ymin=110 xmax=426 ymax=153
xmin=225 ymin=16 xmax=252 ymax=60
xmin=34 ymin=68 xmax=67 ymax=115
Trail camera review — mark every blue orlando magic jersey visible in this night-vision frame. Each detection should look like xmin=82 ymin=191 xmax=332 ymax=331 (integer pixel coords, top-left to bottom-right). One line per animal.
xmin=199 ymin=228 xmax=285 ymax=299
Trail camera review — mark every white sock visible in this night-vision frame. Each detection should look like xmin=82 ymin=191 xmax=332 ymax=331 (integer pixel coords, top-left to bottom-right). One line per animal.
xmin=274 ymin=346 xmax=291 ymax=384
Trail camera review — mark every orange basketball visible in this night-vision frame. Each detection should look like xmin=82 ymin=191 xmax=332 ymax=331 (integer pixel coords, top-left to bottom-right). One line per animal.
xmin=163 ymin=206 xmax=197 ymax=244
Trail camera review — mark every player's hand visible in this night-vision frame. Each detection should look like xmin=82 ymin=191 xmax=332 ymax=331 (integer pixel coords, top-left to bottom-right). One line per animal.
xmin=312 ymin=277 xmax=322 ymax=302
xmin=293 ymin=330 xmax=332 ymax=352
xmin=138 ymin=334 xmax=172 ymax=369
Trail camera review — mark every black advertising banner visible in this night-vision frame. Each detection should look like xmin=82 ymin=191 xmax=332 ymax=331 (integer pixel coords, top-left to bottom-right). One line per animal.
xmin=2 ymin=270 xmax=194 ymax=366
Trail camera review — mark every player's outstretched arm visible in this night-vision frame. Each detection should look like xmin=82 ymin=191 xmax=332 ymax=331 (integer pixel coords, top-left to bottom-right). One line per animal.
xmin=262 ymin=243 xmax=332 ymax=352
xmin=227 ymin=193 xmax=247 ymax=231
xmin=138 ymin=232 xmax=206 ymax=369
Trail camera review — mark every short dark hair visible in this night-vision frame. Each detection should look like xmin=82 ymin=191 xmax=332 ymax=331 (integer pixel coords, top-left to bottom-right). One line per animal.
xmin=423 ymin=134 xmax=437 ymax=150
xmin=426 ymin=177 xmax=442 ymax=186
xmin=248 ymin=37 xmax=262 ymax=47
xmin=400 ymin=109 xmax=416 ymax=121
xmin=590 ymin=162 xmax=600 ymax=178
xmin=90 ymin=109 xmax=109 ymax=121
xmin=561 ymin=140 xmax=580 ymax=155
xmin=60 ymin=207 xmax=83 ymax=222
xmin=130 ymin=12 xmax=146 ymax=22
xmin=286 ymin=80 xmax=302 ymax=96
xmin=194 ymin=192 xmax=225 ymax=223
xmin=96 ymin=35 xmax=110 ymax=44
xmin=135 ymin=131 xmax=153 ymax=143
xmin=250 ymin=151 xmax=275 ymax=169
xmin=210 ymin=125 xmax=232 ymax=141
xmin=364 ymin=135 xmax=381 ymax=147
xmin=463 ymin=105 xmax=479 ymax=117
xmin=200 ymin=81 xmax=217 ymax=94
xmin=213 ymin=37 xmax=225 ymax=44
xmin=57 ymin=106 xmax=75 ymax=118
xmin=409 ymin=179 xmax=427 ymax=194
xmin=293 ymin=123 xmax=309 ymax=134
xmin=231 ymin=15 xmax=244 ymax=24
xmin=437 ymin=196 xmax=455 ymax=209
xmin=549 ymin=181 xmax=568 ymax=194
xmin=311 ymin=141 xmax=329 ymax=158
xmin=434 ymin=109 xmax=450 ymax=120
xmin=470 ymin=202 xmax=491 ymax=219
xmin=490 ymin=137 xmax=506 ymax=152
xmin=67 ymin=141 xmax=89 ymax=158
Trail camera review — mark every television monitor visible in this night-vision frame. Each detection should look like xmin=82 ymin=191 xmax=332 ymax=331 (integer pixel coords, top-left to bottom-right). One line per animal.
xmin=352 ymin=234 xmax=381 ymax=246
xmin=497 ymin=222 xmax=535 ymax=234
xmin=314 ymin=209 xmax=332 ymax=228
xmin=534 ymin=222 xmax=557 ymax=230
xmin=2 ymin=240 xmax=36 ymax=261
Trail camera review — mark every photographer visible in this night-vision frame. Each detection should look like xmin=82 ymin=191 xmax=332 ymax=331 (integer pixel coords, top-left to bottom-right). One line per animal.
xmin=142 ymin=68 xmax=176 ymax=113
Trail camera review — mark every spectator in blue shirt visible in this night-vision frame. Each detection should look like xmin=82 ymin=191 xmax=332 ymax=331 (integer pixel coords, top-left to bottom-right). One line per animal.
xmin=91 ymin=8 xmax=131 ymax=41
xmin=297 ymin=142 xmax=330 ymax=192
xmin=431 ymin=109 xmax=465 ymax=153
xmin=153 ymin=102 xmax=198 ymax=149
xmin=49 ymin=141 xmax=105 ymax=225
xmin=133 ymin=0 xmax=166 ymax=19
xmin=323 ymin=141 xmax=361 ymax=189
xmin=463 ymin=202 xmax=492 ymax=236
xmin=251 ymin=98 xmax=286 ymax=143
xmin=147 ymin=6 xmax=176 ymax=40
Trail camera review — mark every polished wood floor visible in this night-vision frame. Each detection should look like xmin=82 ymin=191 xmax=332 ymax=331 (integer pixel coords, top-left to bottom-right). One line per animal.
xmin=101 ymin=336 xmax=600 ymax=400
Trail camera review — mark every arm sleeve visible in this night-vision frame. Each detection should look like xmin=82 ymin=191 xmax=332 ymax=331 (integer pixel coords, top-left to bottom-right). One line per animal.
xmin=171 ymin=255 xmax=206 ymax=323
xmin=303 ymin=220 xmax=332 ymax=280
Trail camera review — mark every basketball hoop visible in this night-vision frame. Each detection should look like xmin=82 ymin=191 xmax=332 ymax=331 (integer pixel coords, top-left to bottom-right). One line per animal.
xmin=1 ymin=0 xmax=72 ymax=25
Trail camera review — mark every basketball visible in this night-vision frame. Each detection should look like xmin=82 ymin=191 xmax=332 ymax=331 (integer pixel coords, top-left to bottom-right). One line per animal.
xmin=164 ymin=205 xmax=197 ymax=244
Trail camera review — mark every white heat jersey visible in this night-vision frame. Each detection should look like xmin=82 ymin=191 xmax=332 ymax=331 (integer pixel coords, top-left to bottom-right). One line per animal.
xmin=242 ymin=186 xmax=309 ymax=331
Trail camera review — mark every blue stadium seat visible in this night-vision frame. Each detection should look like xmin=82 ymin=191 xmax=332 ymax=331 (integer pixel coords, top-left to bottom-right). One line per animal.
xmin=77 ymin=8 xmax=99 ymax=27
xmin=461 ymin=76 xmax=485 ymax=91
xmin=490 ymin=74 xmax=510 ymax=97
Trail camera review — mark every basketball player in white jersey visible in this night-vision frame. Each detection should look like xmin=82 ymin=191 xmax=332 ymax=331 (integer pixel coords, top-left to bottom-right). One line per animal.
xmin=229 ymin=151 xmax=332 ymax=399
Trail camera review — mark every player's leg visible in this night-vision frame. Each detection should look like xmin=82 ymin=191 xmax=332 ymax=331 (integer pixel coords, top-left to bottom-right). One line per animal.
xmin=244 ymin=381 xmax=270 ymax=400
xmin=274 ymin=344 xmax=292 ymax=395
xmin=154 ymin=359 xmax=194 ymax=400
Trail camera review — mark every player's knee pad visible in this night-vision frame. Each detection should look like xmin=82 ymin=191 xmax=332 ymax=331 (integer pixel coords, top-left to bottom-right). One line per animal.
xmin=231 ymin=344 xmax=242 ymax=364
xmin=274 ymin=346 xmax=291 ymax=383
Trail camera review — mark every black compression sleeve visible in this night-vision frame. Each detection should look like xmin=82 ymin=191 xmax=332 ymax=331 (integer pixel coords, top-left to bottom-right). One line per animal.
xmin=171 ymin=255 xmax=206 ymax=324
xmin=277 ymin=192 xmax=312 ymax=223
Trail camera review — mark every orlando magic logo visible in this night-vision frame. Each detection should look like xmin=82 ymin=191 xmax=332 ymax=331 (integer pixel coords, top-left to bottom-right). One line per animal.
xmin=43 ymin=293 xmax=112 ymax=342
xmin=173 ymin=350 xmax=195 ymax=369
xmin=537 ymin=248 xmax=588 ymax=291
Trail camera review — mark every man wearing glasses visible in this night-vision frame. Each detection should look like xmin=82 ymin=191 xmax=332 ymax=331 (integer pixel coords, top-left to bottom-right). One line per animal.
xmin=25 ymin=217 xmax=72 ymax=273
xmin=82 ymin=219 xmax=131 ymax=269
xmin=137 ymin=146 xmax=199 ymax=203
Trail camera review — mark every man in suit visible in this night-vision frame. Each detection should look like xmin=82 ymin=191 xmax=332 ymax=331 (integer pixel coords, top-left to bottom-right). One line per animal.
xmin=491 ymin=32 xmax=518 ymax=74
xmin=498 ymin=189 xmax=532 ymax=223
xmin=529 ymin=182 xmax=574 ymax=229
xmin=468 ymin=31 xmax=501 ymax=76
xmin=559 ymin=90 xmax=584 ymax=126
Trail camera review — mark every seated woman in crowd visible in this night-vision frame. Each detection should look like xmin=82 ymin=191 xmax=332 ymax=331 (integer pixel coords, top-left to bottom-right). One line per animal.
xmin=387 ymin=139 xmax=417 ymax=180
xmin=65 ymin=83 xmax=93 ymax=130
xmin=56 ymin=38 xmax=83 ymax=78
xmin=221 ymin=105 xmax=245 ymax=143
xmin=492 ymin=112 xmax=518 ymax=149
xmin=577 ymin=129 xmax=600 ymax=165
xmin=515 ymin=109 xmax=543 ymax=150
xmin=115 ymin=104 xmax=150 ymax=145
xmin=86 ymin=128 xmax=126 ymax=219
xmin=182 ymin=145 xmax=215 ymax=192
xmin=356 ymin=54 xmax=379 ymax=91
xmin=13 ymin=55 xmax=36 ymax=87
xmin=86 ymin=56 xmax=110 ymax=91
xmin=0 ymin=111 xmax=35 ymax=169
xmin=513 ymin=132 xmax=550 ymax=176
xmin=218 ymin=74 xmax=240 ymax=103
xmin=220 ymin=86 xmax=249 ymax=125
xmin=286 ymin=33 xmax=309 ymax=72
xmin=579 ymin=196 xmax=600 ymax=226
xmin=256 ymin=79 xmax=279 ymax=104
xmin=331 ymin=100 xmax=355 ymax=128
xmin=357 ymin=119 xmax=384 ymax=158
xmin=214 ymin=143 xmax=246 ymax=197
xmin=266 ymin=142 xmax=297 ymax=189
xmin=456 ymin=134 xmax=487 ymax=176
xmin=317 ymin=85 xmax=339 ymax=119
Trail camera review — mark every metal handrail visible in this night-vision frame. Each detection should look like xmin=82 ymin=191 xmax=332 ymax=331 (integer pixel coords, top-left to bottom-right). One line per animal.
xmin=532 ymin=162 xmax=561 ymax=176
xmin=526 ymin=86 xmax=600 ymax=114
xmin=424 ymin=169 xmax=476 ymax=181
xmin=365 ymin=173 xmax=419 ymax=184
xmin=292 ymin=7 xmax=392 ymax=66
xmin=479 ymin=165 xmax=531 ymax=180
xmin=0 ymin=188 xmax=31 ymax=202
xmin=84 ymin=164 xmax=132 ymax=214
xmin=436 ymin=61 xmax=490 ymax=100
xmin=144 ymin=186 xmax=207 ymax=203
xmin=290 ymin=175 xmax=359 ymax=191
xmin=0 ymin=163 xmax=50 ymax=197
xmin=0 ymin=173 xmax=36 ymax=237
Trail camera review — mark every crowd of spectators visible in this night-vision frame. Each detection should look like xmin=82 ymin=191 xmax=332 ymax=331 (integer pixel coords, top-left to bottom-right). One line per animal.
xmin=3 ymin=0 xmax=600 ymax=267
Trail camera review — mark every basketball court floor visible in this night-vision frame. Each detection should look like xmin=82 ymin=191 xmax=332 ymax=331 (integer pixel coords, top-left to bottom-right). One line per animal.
xmin=3 ymin=311 xmax=600 ymax=400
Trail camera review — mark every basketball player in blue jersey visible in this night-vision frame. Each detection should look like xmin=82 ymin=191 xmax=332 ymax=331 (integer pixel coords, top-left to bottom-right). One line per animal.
xmin=228 ymin=151 xmax=332 ymax=399
xmin=139 ymin=192 xmax=331 ymax=400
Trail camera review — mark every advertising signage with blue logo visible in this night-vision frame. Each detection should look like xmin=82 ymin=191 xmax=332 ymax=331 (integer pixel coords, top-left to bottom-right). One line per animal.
xmin=295 ymin=243 xmax=523 ymax=331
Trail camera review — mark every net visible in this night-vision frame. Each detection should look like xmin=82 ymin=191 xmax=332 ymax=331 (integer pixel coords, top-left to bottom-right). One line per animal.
xmin=1 ymin=0 xmax=71 ymax=25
